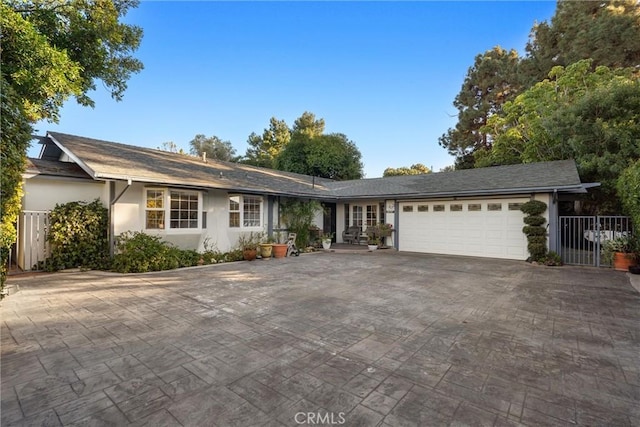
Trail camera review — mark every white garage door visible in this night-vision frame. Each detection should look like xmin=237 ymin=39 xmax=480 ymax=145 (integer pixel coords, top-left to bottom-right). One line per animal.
xmin=398 ymin=199 xmax=529 ymax=260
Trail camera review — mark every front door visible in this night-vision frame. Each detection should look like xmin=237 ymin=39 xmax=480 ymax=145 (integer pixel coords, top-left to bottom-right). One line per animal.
xmin=322 ymin=203 xmax=337 ymax=243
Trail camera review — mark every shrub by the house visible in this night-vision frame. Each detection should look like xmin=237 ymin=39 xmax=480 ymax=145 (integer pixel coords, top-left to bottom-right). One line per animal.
xmin=44 ymin=199 xmax=110 ymax=271
xmin=112 ymin=231 xmax=244 ymax=273
xmin=520 ymin=200 xmax=548 ymax=262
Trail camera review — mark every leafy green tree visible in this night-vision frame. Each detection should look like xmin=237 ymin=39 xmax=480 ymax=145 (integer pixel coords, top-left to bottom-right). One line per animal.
xmin=521 ymin=0 xmax=640 ymax=86
xmin=2 ymin=0 xmax=143 ymax=122
xmin=618 ymin=160 xmax=640 ymax=228
xmin=479 ymin=60 xmax=640 ymax=212
xmin=1 ymin=1 xmax=143 ymax=289
xmin=279 ymin=199 xmax=322 ymax=248
xmin=0 ymin=78 xmax=32 ymax=291
xmin=383 ymin=164 xmax=431 ymax=177
xmin=292 ymin=111 xmax=325 ymax=139
xmin=243 ymin=117 xmax=291 ymax=168
xmin=276 ymin=133 xmax=363 ymax=180
xmin=189 ymin=134 xmax=237 ymax=162
xmin=438 ymin=46 xmax=522 ymax=169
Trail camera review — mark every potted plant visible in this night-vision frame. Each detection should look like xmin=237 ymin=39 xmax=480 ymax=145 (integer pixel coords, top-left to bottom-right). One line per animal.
xmin=378 ymin=223 xmax=393 ymax=248
xmin=271 ymin=231 xmax=288 ymax=258
xmin=602 ymin=236 xmax=637 ymax=271
xmin=367 ymin=236 xmax=380 ymax=251
xmin=259 ymin=236 xmax=275 ymax=259
xmin=238 ymin=232 xmax=262 ymax=261
xmin=321 ymin=232 xmax=334 ymax=250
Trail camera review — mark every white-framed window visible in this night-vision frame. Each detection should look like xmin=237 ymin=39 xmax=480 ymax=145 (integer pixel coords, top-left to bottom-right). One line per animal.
xmin=229 ymin=195 xmax=263 ymax=228
xmin=352 ymin=205 xmax=363 ymax=227
xmin=366 ymin=205 xmax=377 ymax=226
xmin=145 ymin=189 xmax=201 ymax=230
xmin=170 ymin=190 xmax=199 ymax=229
xmin=146 ymin=189 xmax=165 ymax=229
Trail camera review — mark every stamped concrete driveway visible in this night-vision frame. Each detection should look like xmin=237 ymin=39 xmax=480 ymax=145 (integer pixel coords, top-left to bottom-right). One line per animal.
xmin=1 ymin=252 xmax=639 ymax=426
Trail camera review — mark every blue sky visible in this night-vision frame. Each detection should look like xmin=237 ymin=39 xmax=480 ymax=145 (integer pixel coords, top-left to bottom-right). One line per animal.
xmin=33 ymin=1 xmax=557 ymax=177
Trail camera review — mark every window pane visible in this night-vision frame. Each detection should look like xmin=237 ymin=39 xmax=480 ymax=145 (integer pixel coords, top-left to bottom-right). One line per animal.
xmin=229 ymin=212 xmax=240 ymax=227
xmin=169 ymin=191 xmax=199 ymax=229
xmin=344 ymin=204 xmax=350 ymax=228
xmin=243 ymin=196 xmax=261 ymax=227
xmin=366 ymin=205 xmax=377 ymax=226
xmin=229 ymin=196 xmax=240 ymax=211
xmin=146 ymin=211 xmax=165 ymax=229
xmin=146 ymin=190 xmax=164 ymax=209
xmin=352 ymin=206 xmax=363 ymax=226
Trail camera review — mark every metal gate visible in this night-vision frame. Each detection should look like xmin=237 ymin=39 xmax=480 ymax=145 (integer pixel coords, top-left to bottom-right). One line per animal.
xmin=558 ymin=216 xmax=632 ymax=266
xmin=11 ymin=211 xmax=50 ymax=272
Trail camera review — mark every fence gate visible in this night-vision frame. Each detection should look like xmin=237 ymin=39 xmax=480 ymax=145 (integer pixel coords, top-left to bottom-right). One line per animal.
xmin=12 ymin=211 xmax=50 ymax=272
xmin=558 ymin=216 xmax=632 ymax=267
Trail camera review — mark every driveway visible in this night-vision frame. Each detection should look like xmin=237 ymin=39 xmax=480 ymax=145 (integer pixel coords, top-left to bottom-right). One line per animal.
xmin=1 ymin=252 xmax=638 ymax=426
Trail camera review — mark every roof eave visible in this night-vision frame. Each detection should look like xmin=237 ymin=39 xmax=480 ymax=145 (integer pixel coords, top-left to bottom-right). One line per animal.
xmin=93 ymin=173 xmax=335 ymax=199
xmin=333 ymin=183 xmax=591 ymax=200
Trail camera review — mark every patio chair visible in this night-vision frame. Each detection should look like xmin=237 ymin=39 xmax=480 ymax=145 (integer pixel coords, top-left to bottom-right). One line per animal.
xmin=342 ymin=226 xmax=361 ymax=244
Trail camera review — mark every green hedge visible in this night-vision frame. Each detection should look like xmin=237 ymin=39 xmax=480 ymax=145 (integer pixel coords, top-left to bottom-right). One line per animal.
xmin=618 ymin=161 xmax=640 ymax=229
xmin=44 ymin=200 xmax=110 ymax=271
xmin=0 ymin=78 xmax=32 ymax=293
xmin=112 ymin=231 xmax=244 ymax=273
xmin=523 ymin=216 xmax=546 ymax=226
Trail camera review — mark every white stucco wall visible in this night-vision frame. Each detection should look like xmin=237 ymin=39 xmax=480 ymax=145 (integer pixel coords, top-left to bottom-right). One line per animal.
xmin=22 ymin=177 xmax=107 ymax=211
xmin=112 ymin=183 xmax=271 ymax=252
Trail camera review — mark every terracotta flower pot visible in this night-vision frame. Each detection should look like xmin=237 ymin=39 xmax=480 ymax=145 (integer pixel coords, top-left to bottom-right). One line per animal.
xmin=272 ymin=244 xmax=288 ymax=258
xmin=613 ymin=252 xmax=635 ymax=271
xmin=243 ymin=248 xmax=257 ymax=261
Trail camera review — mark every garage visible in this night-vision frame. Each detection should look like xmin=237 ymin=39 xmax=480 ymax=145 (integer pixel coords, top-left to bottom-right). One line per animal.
xmin=398 ymin=198 xmax=531 ymax=260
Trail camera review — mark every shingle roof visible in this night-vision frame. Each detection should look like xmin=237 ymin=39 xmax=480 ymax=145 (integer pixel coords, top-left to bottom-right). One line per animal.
xmin=43 ymin=132 xmax=586 ymax=199
xmin=327 ymin=160 xmax=584 ymax=199
xmin=46 ymin=132 xmax=334 ymax=197
xmin=26 ymin=158 xmax=93 ymax=180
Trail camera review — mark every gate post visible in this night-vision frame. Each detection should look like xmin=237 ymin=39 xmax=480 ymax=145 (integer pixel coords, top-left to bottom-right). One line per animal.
xmin=595 ymin=219 xmax=601 ymax=267
xmin=548 ymin=195 xmax=559 ymax=253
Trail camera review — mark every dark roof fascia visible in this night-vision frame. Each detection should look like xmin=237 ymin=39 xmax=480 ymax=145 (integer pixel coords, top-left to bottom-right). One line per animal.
xmin=25 ymin=173 xmax=98 ymax=183
xmin=98 ymin=174 xmax=337 ymax=199
xmin=334 ymin=184 xmax=592 ymax=201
